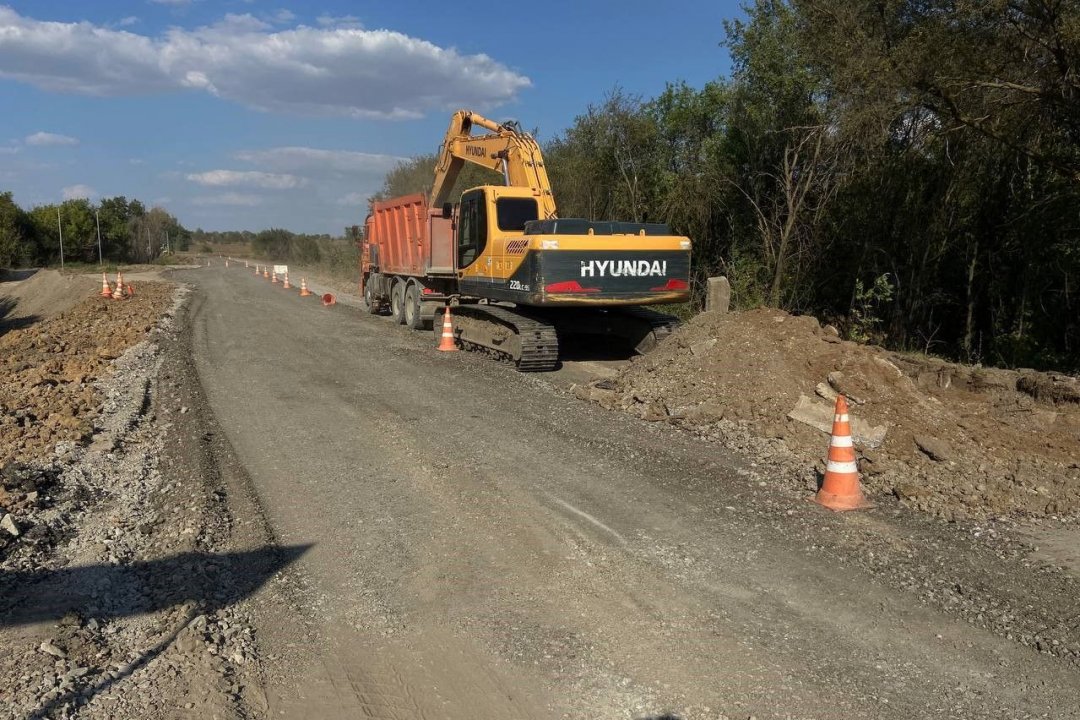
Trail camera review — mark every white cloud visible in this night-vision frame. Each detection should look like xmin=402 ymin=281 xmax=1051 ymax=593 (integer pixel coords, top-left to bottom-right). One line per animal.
xmin=118 ymin=16 xmax=139 ymax=27
xmin=316 ymin=14 xmax=361 ymax=29
xmin=270 ymin=9 xmax=296 ymax=24
xmin=192 ymin=192 xmax=262 ymax=206
xmin=62 ymin=184 xmax=96 ymax=200
xmin=0 ymin=145 xmax=18 ymax=154
xmin=0 ymin=7 xmax=530 ymax=119
xmin=336 ymin=191 xmax=368 ymax=206
xmin=25 ymin=131 xmax=79 ymax=146
xmin=186 ymin=169 xmax=308 ymax=189
xmin=233 ymin=147 xmax=405 ymax=175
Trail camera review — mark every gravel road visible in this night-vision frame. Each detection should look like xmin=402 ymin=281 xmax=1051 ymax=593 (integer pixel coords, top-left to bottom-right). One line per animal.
xmin=174 ymin=265 xmax=1080 ymax=720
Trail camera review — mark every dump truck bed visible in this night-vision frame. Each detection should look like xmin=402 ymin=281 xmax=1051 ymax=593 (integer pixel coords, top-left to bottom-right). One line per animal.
xmin=365 ymin=193 xmax=454 ymax=278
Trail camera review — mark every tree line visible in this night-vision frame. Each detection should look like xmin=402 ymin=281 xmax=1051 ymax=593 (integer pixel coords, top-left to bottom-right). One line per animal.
xmin=0 ymin=192 xmax=189 ymax=267
xmin=372 ymin=0 xmax=1079 ymax=372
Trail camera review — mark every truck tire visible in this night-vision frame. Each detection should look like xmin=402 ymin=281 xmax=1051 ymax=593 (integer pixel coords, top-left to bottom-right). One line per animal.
xmin=404 ymin=283 xmax=424 ymax=330
xmin=363 ymin=279 xmax=378 ymax=314
xmin=390 ymin=280 xmax=406 ymax=325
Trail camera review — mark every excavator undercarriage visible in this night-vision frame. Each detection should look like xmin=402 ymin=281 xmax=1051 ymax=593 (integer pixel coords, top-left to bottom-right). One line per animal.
xmin=441 ymin=303 xmax=679 ymax=372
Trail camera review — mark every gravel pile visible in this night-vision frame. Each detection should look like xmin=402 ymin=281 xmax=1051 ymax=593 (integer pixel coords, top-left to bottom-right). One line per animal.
xmin=0 ymin=283 xmax=175 ymax=468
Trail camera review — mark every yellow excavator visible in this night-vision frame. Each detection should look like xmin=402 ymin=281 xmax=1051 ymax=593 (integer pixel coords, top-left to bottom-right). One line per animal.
xmin=361 ymin=110 xmax=692 ymax=371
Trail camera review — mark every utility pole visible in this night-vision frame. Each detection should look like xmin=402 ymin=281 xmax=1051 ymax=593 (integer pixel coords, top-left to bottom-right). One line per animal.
xmin=95 ymin=209 xmax=103 ymax=266
xmin=146 ymin=228 xmax=151 ymax=262
xmin=56 ymin=206 xmax=65 ymax=270
xmin=165 ymin=230 xmax=170 ymax=255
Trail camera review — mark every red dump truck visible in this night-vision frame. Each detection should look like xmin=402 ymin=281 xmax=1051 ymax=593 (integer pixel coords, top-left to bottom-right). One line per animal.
xmin=360 ymin=193 xmax=456 ymax=329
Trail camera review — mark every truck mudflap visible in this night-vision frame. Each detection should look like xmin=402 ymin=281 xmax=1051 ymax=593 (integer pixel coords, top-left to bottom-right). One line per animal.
xmin=459 ymin=250 xmax=692 ymax=306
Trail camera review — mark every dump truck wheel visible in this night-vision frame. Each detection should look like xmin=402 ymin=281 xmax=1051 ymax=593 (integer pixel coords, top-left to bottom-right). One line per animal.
xmin=390 ymin=280 xmax=406 ymax=325
xmin=363 ymin=280 xmax=378 ymax=314
xmin=404 ymin=283 xmax=424 ymax=330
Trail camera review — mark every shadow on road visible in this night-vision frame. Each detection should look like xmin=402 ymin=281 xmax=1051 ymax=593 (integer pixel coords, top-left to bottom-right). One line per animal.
xmin=0 ymin=296 xmax=40 ymax=338
xmin=0 ymin=544 xmax=310 ymax=628
xmin=556 ymin=332 xmax=639 ymax=363
xmin=0 ymin=268 xmax=39 ymax=283
xmin=3 ymin=545 xmax=310 ymax=718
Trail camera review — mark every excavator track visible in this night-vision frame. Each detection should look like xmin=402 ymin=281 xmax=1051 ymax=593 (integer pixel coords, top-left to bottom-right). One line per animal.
xmin=539 ymin=306 xmax=681 ymax=355
xmin=449 ymin=304 xmax=560 ymax=372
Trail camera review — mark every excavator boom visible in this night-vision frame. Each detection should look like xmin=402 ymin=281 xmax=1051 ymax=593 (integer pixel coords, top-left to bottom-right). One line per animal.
xmin=430 ymin=110 xmax=557 ymax=219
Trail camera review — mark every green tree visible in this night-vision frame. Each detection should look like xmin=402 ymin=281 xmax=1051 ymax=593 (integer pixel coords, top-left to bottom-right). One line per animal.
xmin=58 ymin=198 xmax=97 ymax=263
xmin=0 ymin=192 xmax=31 ymax=268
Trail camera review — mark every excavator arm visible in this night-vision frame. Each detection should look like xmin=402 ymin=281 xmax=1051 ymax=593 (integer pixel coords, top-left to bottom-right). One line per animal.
xmin=430 ymin=110 xmax=558 ymax=218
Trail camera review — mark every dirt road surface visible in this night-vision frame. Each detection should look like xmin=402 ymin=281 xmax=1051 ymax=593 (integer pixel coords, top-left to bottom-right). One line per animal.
xmin=174 ymin=266 xmax=1080 ymax=719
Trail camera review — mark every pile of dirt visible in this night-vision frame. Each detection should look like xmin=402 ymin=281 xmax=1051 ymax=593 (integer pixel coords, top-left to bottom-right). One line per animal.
xmin=0 ymin=270 xmax=98 ymax=332
xmin=581 ymin=308 xmax=1080 ymax=520
xmin=0 ymin=283 xmax=175 ymax=469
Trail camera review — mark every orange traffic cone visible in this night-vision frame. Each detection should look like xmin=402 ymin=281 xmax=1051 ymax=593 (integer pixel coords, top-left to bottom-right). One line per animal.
xmin=112 ymin=272 xmax=125 ymax=300
xmin=271 ymin=271 xmax=279 ymax=284
xmin=254 ymin=264 xmax=260 ymax=276
xmin=321 ymin=293 xmax=336 ymax=306
xmin=437 ymin=306 xmax=458 ymax=352
xmin=126 ymin=284 xmax=135 ymax=297
xmin=813 ymin=395 xmax=872 ymax=511
xmin=245 ymin=260 xmax=249 ymax=268
xmin=263 ymin=267 xmax=270 ymax=279
xmin=100 ymin=272 xmax=112 ymax=298
xmin=282 ymin=272 xmax=292 ymax=289
xmin=225 ymin=258 xmax=230 ymax=268
xmin=299 ymin=278 xmax=312 ymax=297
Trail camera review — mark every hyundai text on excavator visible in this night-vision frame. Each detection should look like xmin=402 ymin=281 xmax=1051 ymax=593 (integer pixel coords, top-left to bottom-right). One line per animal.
xmin=360 ymin=110 xmax=692 ymax=371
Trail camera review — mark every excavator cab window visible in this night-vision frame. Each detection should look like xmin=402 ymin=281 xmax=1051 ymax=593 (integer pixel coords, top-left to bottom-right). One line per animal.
xmin=495 ymin=198 xmax=539 ymax=231
xmin=457 ymin=190 xmax=487 ymax=268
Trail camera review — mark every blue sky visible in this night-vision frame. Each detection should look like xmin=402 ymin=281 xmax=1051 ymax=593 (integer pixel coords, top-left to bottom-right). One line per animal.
xmin=0 ymin=1 xmax=740 ymax=234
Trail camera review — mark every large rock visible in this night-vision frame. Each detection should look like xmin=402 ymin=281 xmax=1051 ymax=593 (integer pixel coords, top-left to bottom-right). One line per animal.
xmin=39 ymin=641 xmax=66 ymax=658
xmin=786 ymin=395 xmax=887 ymax=448
xmin=0 ymin=513 xmax=18 ymax=537
xmin=914 ymin=435 xmax=953 ymax=462
xmin=679 ymin=400 xmax=727 ymax=425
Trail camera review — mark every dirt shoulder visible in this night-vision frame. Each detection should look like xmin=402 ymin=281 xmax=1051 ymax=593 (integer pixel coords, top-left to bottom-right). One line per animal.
xmin=0 ymin=279 xmax=300 ymax=719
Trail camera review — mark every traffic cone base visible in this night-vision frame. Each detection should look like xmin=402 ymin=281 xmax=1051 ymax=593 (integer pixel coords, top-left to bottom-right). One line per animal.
xmin=437 ymin=306 xmax=458 ymax=352
xmin=813 ymin=395 xmax=873 ymax=511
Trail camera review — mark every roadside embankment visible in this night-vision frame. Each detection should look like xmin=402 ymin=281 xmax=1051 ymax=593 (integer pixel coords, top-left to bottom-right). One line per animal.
xmin=577 ymin=307 xmax=1080 ymax=521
